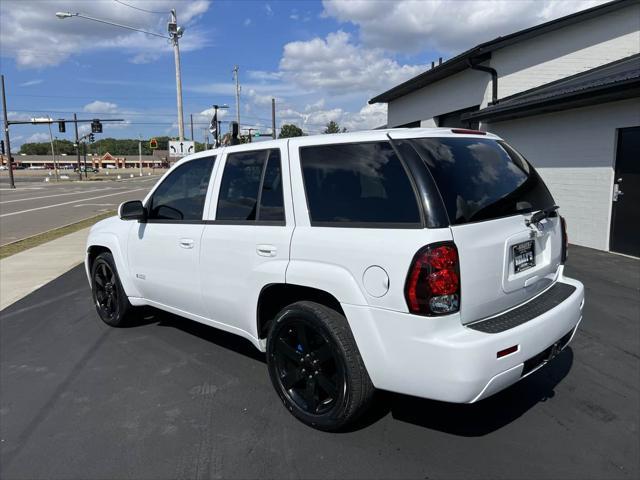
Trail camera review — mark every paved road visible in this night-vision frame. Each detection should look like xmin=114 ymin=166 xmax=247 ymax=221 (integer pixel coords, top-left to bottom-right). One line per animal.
xmin=0 ymin=177 xmax=158 ymax=245
xmin=0 ymin=246 xmax=638 ymax=479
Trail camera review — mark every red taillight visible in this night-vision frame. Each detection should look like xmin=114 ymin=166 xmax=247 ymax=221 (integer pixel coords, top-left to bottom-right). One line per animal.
xmin=451 ymin=128 xmax=486 ymax=135
xmin=560 ymin=215 xmax=568 ymax=263
xmin=428 ymin=269 xmax=459 ymax=295
xmin=405 ymin=242 xmax=461 ymax=316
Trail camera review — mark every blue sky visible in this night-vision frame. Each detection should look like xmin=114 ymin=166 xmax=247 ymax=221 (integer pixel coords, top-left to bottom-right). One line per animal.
xmin=0 ymin=0 xmax=603 ymax=148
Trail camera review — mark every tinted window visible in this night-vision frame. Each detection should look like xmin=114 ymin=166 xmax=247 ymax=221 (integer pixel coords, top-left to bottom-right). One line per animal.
xmin=409 ymin=137 xmax=554 ymax=224
xmin=258 ymin=150 xmax=285 ymax=221
xmin=216 ymin=151 xmax=266 ymax=221
xmin=148 ymin=157 xmax=214 ymax=221
xmin=300 ymin=142 xmax=421 ymax=225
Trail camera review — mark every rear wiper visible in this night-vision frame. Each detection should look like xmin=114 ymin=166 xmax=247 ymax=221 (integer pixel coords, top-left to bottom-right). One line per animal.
xmin=526 ymin=205 xmax=559 ymax=226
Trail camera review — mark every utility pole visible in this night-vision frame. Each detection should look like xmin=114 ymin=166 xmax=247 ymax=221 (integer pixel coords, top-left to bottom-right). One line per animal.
xmin=74 ymin=113 xmax=82 ymax=180
xmin=168 ymin=9 xmax=185 ymax=141
xmin=83 ymin=142 xmax=88 ymax=179
xmin=138 ymin=134 xmax=143 ymax=177
xmin=1 ymin=74 xmax=15 ymax=189
xmin=47 ymin=120 xmax=59 ymax=181
xmin=233 ymin=65 xmax=241 ymax=126
xmin=190 ymin=114 xmax=194 ymax=141
xmin=271 ymin=98 xmax=276 ymax=139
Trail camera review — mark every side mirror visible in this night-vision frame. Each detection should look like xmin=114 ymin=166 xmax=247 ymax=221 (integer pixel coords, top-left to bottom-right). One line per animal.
xmin=119 ymin=200 xmax=146 ymax=221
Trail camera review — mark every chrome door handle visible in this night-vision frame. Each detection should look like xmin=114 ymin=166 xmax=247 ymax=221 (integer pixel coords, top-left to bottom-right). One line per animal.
xmin=256 ymin=244 xmax=277 ymax=257
xmin=179 ymin=238 xmax=194 ymax=249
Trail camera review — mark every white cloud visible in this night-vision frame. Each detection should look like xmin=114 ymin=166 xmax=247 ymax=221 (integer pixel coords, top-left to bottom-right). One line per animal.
xmin=275 ymin=100 xmax=387 ymax=134
xmin=279 ymin=31 xmax=426 ymax=94
xmin=19 ymin=79 xmax=43 ymax=87
xmin=322 ymin=0 xmax=608 ymax=54
xmin=243 ymin=18 xmax=252 ymax=27
xmin=83 ymin=101 xmax=119 ymax=114
xmin=0 ymin=0 xmax=212 ymax=68
xmin=265 ymin=3 xmax=273 ymax=16
xmin=25 ymin=133 xmax=50 ymax=143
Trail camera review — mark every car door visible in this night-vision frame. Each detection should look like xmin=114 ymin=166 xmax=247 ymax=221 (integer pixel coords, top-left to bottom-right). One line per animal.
xmin=200 ymin=145 xmax=294 ymax=340
xmin=128 ymin=156 xmax=217 ymax=317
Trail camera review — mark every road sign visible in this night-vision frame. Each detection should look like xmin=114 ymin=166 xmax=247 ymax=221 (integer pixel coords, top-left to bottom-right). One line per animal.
xmin=149 ymin=138 xmax=158 ymax=149
xmin=168 ymin=140 xmax=195 ymax=157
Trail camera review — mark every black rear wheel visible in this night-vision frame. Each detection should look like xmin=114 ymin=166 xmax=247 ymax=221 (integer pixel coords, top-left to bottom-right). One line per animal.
xmin=91 ymin=252 xmax=133 ymax=327
xmin=267 ymin=301 xmax=374 ymax=431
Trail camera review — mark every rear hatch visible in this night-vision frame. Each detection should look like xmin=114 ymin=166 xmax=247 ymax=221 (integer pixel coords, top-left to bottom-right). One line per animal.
xmin=405 ymin=135 xmax=563 ymax=324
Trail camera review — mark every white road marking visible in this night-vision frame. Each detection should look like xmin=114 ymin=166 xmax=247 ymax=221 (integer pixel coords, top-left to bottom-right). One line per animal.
xmin=73 ymin=203 xmax=115 ymax=207
xmin=1 ymin=187 xmax=119 ymax=204
xmin=0 ymin=188 xmax=148 ymax=218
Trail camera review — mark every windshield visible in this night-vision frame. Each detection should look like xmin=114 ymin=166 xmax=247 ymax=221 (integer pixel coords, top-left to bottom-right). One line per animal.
xmin=407 ymin=137 xmax=555 ymax=225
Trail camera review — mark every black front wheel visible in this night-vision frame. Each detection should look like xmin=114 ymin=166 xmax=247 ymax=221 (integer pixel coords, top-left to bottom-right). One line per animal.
xmin=91 ymin=252 xmax=133 ymax=327
xmin=266 ymin=301 xmax=374 ymax=431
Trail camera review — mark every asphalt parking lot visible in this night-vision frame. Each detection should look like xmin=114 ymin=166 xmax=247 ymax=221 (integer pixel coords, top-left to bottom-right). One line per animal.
xmin=0 ymin=176 xmax=158 ymax=245
xmin=1 ymin=245 xmax=638 ymax=479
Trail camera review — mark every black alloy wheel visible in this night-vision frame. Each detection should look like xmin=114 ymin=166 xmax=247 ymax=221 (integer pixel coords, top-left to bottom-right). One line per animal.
xmin=94 ymin=261 xmax=119 ymax=321
xmin=91 ymin=252 xmax=132 ymax=327
xmin=267 ymin=301 xmax=374 ymax=431
xmin=272 ymin=319 xmax=346 ymax=415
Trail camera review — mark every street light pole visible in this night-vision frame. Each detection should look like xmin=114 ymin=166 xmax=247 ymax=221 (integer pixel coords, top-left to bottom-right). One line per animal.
xmin=74 ymin=113 xmax=82 ymax=180
xmin=138 ymin=134 xmax=143 ymax=177
xmin=47 ymin=120 xmax=59 ymax=181
xmin=1 ymin=74 xmax=16 ymax=189
xmin=56 ymin=10 xmax=186 ymax=141
xmin=169 ymin=9 xmax=185 ymax=141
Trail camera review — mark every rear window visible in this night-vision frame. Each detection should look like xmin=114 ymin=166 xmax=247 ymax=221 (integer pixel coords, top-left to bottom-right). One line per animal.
xmin=407 ymin=137 xmax=554 ymax=225
xmin=300 ymin=141 xmax=421 ymax=227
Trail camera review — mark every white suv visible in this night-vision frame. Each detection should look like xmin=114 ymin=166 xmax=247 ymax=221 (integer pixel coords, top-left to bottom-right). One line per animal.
xmin=85 ymin=128 xmax=584 ymax=430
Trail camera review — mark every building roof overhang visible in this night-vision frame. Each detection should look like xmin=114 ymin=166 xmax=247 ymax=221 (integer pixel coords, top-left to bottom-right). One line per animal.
xmin=369 ymin=0 xmax=636 ymax=104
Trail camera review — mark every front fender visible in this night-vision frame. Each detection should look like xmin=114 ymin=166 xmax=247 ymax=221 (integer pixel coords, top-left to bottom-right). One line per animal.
xmin=86 ymin=230 xmax=141 ymax=298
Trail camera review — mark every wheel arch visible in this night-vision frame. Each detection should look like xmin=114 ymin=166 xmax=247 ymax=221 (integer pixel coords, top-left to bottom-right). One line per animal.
xmin=86 ymin=232 xmax=140 ymax=298
xmin=256 ymin=283 xmax=345 ymax=340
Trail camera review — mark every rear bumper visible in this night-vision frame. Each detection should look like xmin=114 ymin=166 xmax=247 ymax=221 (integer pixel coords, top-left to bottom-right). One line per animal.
xmin=343 ymin=269 xmax=584 ymax=403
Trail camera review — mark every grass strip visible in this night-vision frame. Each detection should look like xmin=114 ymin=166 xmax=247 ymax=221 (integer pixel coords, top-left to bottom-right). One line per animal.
xmin=0 ymin=210 xmax=115 ymax=260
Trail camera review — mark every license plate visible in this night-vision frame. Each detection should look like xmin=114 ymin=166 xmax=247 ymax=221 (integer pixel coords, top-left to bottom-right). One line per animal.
xmin=513 ymin=240 xmax=536 ymax=273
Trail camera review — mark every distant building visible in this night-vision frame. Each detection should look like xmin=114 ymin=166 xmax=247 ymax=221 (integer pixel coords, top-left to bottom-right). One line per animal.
xmin=2 ymin=151 xmax=170 ymax=169
xmin=370 ymin=0 xmax=640 ymax=256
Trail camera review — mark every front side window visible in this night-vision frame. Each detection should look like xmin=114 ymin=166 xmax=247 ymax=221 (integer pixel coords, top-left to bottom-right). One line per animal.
xmin=148 ymin=157 xmax=214 ymax=221
xmin=216 ymin=149 xmax=285 ymax=223
xmin=300 ymin=141 xmax=421 ymax=226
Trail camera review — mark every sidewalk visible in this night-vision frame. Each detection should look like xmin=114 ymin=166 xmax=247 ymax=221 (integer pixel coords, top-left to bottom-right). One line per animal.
xmin=0 ymin=227 xmax=90 ymax=311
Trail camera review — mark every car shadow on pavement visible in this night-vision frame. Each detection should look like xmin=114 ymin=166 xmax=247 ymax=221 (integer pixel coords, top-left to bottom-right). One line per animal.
xmin=133 ymin=307 xmax=267 ymax=363
xmin=126 ymin=307 xmax=573 ymax=436
xmin=357 ymin=348 xmax=574 ymax=436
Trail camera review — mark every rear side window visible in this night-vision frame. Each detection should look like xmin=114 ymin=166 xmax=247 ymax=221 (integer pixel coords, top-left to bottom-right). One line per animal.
xmin=300 ymin=142 xmax=421 ymax=227
xmin=216 ymin=149 xmax=285 ymax=223
xmin=148 ymin=157 xmax=214 ymax=221
xmin=408 ymin=137 xmax=555 ymax=225
xmin=259 ymin=150 xmax=285 ymax=221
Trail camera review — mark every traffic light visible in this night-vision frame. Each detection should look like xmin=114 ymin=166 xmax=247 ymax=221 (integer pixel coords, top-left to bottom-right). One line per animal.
xmin=230 ymin=121 xmax=239 ymax=145
xmin=149 ymin=138 xmax=158 ymax=149
xmin=91 ymin=119 xmax=102 ymax=133
xmin=89 ymin=133 xmax=95 ymax=143
xmin=1 ymin=140 xmax=4 ymax=155
xmin=58 ymin=121 xmax=66 ymax=133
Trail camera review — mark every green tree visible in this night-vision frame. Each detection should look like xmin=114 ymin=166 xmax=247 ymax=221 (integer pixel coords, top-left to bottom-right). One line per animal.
xmin=323 ymin=121 xmax=347 ymax=134
xmin=18 ymin=136 xmax=208 ymax=155
xmin=279 ymin=123 xmax=304 ymax=138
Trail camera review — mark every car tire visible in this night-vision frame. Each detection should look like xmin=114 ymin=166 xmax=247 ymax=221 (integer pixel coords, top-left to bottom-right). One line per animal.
xmin=266 ymin=301 xmax=375 ymax=431
xmin=91 ymin=252 xmax=133 ymax=327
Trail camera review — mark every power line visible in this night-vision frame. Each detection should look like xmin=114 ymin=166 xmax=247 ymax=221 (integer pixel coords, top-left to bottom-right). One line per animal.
xmin=113 ymin=0 xmax=167 ymax=15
